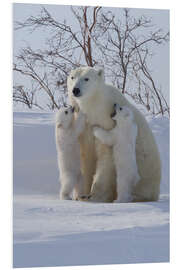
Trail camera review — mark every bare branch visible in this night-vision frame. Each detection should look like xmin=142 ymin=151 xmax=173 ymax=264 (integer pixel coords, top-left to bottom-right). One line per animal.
xmin=13 ymin=6 xmax=169 ymax=115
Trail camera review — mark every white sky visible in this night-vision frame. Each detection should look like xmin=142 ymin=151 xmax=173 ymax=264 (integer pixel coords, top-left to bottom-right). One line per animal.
xmin=13 ymin=3 xmax=170 ymax=106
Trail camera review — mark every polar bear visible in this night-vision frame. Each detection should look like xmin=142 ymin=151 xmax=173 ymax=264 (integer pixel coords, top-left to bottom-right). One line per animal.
xmin=55 ymin=105 xmax=85 ymax=200
xmin=93 ymin=104 xmax=140 ymax=203
xmin=67 ymin=66 xmax=161 ymax=202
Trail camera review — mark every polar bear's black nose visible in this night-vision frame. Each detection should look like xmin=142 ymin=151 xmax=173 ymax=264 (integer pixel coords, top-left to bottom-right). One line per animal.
xmin=73 ymin=87 xmax=81 ymax=97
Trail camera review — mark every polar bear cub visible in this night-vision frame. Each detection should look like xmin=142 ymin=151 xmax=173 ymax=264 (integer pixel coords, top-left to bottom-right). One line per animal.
xmin=55 ymin=105 xmax=85 ymax=200
xmin=93 ymin=104 xmax=140 ymax=203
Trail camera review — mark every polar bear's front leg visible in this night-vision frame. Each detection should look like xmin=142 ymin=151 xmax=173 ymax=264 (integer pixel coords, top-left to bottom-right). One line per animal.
xmin=73 ymin=173 xmax=84 ymax=200
xmin=88 ymin=140 xmax=116 ymax=202
xmin=79 ymin=123 xmax=96 ymax=195
xmin=60 ymin=175 xmax=75 ymax=200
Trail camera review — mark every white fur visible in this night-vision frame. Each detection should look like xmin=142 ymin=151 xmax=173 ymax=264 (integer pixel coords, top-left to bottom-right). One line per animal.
xmin=93 ymin=105 xmax=140 ymax=203
xmin=68 ymin=67 xmax=161 ymax=203
xmin=55 ymin=106 xmax=85 ymax=200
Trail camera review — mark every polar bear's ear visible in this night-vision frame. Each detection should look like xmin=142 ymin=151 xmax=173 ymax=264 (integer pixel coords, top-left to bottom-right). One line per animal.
xmin=97 ymin=69 xmax=105 ymax=81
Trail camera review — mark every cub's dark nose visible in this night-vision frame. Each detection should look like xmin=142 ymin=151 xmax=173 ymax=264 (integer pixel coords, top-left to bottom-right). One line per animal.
xmin=73 ymin=87 xmax=81 ymax=97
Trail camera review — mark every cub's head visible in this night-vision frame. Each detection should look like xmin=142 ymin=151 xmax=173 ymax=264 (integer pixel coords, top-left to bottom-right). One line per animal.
xmin=67 ymin=67 xmax=104 ymax=104
xmin=111 ymin=104 xmax=134 ymax=123
xmin=56 ymin=105 xmax=75 ymax=129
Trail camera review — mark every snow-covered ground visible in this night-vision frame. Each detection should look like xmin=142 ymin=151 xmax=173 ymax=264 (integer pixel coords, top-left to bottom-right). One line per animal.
xmin=13 ymin=111 xmax=169 ymax=268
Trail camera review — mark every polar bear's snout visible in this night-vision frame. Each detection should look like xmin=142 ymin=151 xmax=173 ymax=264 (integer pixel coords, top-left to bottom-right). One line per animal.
xmin=73 ymin=87 xmax=81 ymax=97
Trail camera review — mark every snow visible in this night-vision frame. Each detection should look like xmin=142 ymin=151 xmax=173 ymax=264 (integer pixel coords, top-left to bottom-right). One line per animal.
xmin=13 ymin=111 xmax=169 ymax=268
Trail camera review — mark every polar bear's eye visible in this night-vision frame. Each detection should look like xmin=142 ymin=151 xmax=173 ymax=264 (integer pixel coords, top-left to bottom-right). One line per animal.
xmin=84 ymin=78 xmax=89 ymax=81
xmin=71 ymin=76 xmax=74 ymax=80
xmin=65 ymin=111 xmax=68 ymax=114
xmin=119 ymin=107 xmax=123 ymax=111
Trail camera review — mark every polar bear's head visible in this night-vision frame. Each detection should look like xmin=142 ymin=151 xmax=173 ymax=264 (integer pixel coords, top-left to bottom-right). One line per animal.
xmin=67 ymin=67 xmax=104 ymax=108
xmin=111 ymin=104 xmax=134 ymax=123
xmin=56 ymin=105 xmax=75 ymax=129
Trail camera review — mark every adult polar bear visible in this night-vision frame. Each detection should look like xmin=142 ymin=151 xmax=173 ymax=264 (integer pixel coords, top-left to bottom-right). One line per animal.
xmin=67 ymin=66 xmax=161 ymax=202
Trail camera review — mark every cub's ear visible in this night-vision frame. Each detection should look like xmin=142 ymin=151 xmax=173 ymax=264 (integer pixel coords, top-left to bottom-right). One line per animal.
xmin=97 ymin=69 xmax=105 ymax=81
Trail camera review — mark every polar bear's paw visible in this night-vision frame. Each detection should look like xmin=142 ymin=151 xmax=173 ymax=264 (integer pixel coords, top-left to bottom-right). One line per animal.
xmin=78 ymin=194 xmax=92 ymax=201
xmin=60 ymin=193 xmax=72 ymax=200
